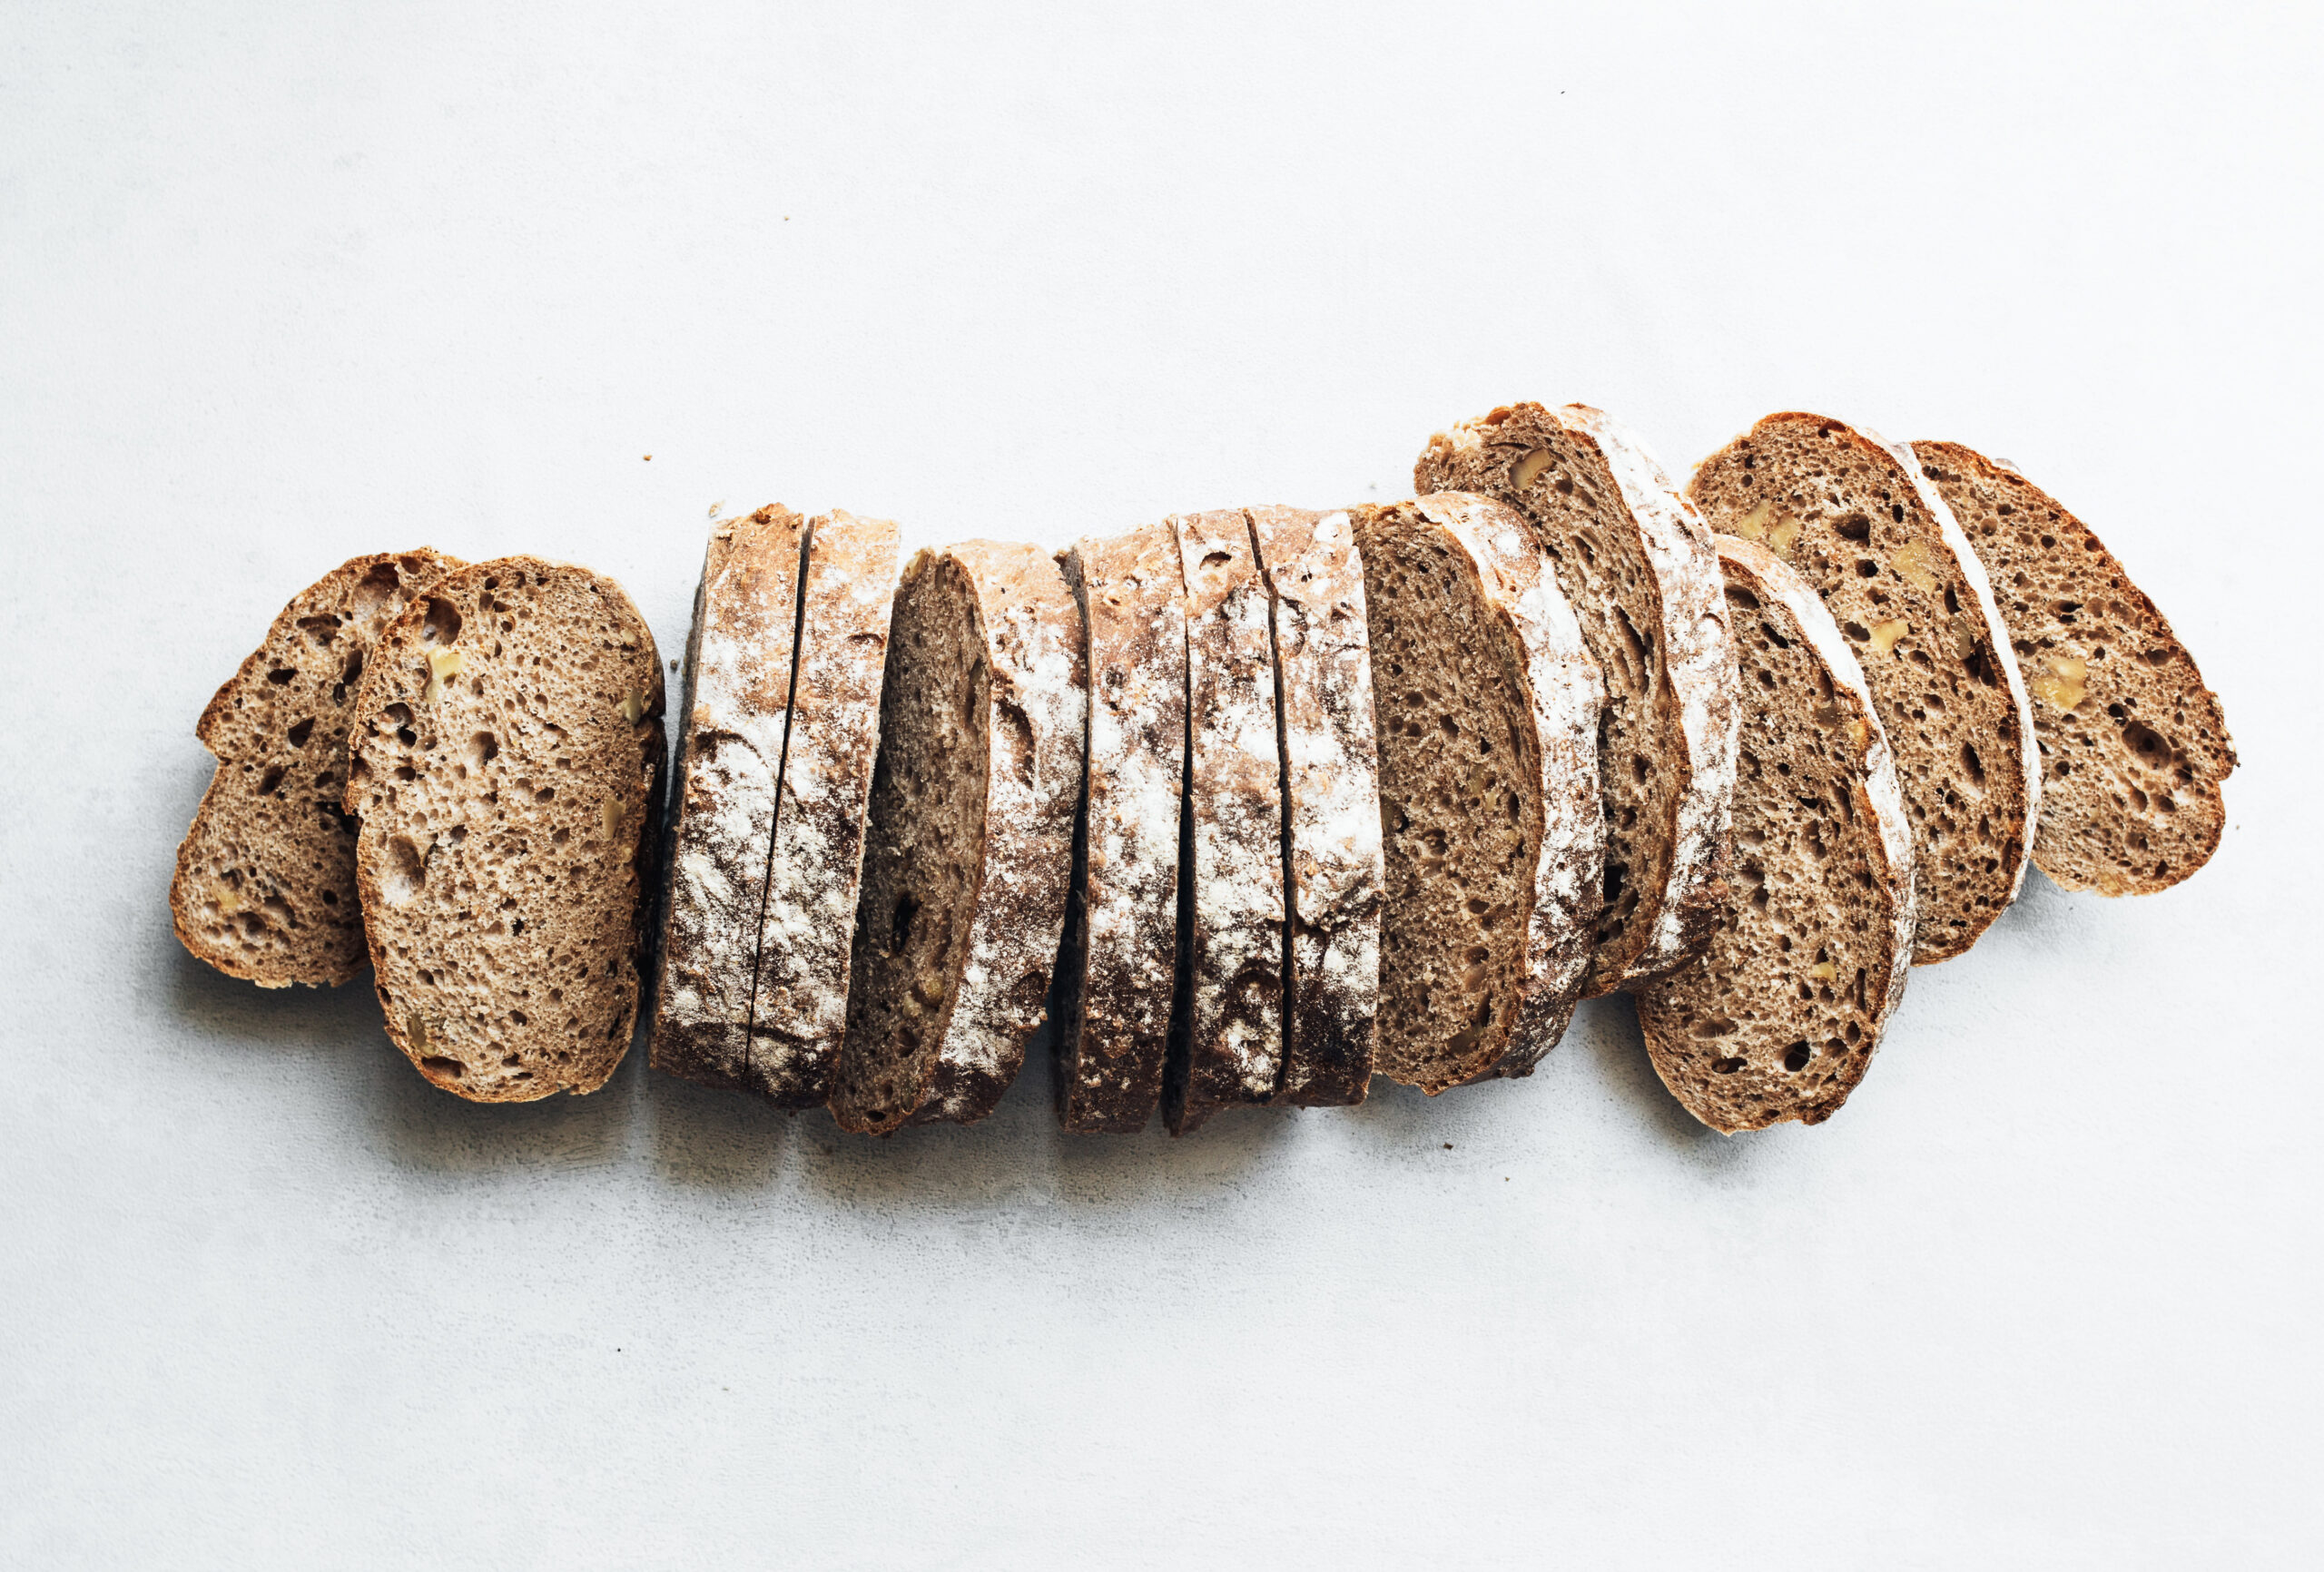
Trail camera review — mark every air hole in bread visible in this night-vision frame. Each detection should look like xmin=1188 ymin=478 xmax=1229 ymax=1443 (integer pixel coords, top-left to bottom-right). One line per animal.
xmin=256 ymin=765 xmax=286 ymax=797
xmin=419 ymin=1055 xmax=466 ymax=1079
xmin=420 ymin=598 xmax=463 ymax=645
xmin=382 ymin=835 xmax=427 ymax=906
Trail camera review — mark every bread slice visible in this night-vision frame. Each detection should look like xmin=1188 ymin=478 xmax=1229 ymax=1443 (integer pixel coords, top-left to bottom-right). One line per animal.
xmin=1052 ymin=523 xmax=1188 ymax=1133
xmin=172 ymin=549 xmax=463 ymax=987
xmin=1352 ymin=496 xmax=1603 ymax=1093
xmin=344 ymin=557 xmax=665 ymax=1100
xmin=650 ymin=506 xmax=808 ymax=1095
xmin=1633 ymin=535 xmax=1916 ymax=1133
xmin=1909 ymin=442 xmax=2236 ymax=895
xmin=1689 ymin=414 xmax=2041 ymax=963
xmin=1245 ymin=506 xmax=1384 ymax=1108
xmin=1163 ymin=509 xmax=1286 ymax=1135
xmin=830 ymin=541 xmax=1087 ymax=1134
xmin=1416 ymin=403 xmax=1738 ymax=996
xmin=747 ymin=511 xmax=901 ymax=1109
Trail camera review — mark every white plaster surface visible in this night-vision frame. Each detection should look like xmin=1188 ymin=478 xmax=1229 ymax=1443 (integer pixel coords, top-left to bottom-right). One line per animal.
xmin=1 ymin=3 xmax=2318 ymax=1566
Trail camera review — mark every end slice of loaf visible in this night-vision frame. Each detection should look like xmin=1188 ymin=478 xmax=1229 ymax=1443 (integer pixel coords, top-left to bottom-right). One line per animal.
xmin=1689 ymin=414 xmax=2040 ymax=964
xmin=831 ymin=541 xmax=1087 ymax=1134
xmin=748 ymin=511 xmax=901 ymax=1109
xmin=1910 ymin=442 xmax=2235 ymax=895
xmin=1416 ymin=403 xmax=1738 ymax=996
xmin=1413 ymin=493 xmax=1607 ymax=1073
xmin=1163 ymin=508 xmax=1286 ymax=1135
xmin=345 ymin=557 xmax=665 ymax=1100
xmin=651 ymin=506 xmax=808 ymax=1094
xmin=1053 ymin=523 xmax=1188 ymax=1133
xmin=1246 ymin=506 xmax=1383 ymax=1108
xmin=173 ymin=549 xmax=464 ymax=987
xmin=1633 ymin=535 xmax=1916 ymax=1133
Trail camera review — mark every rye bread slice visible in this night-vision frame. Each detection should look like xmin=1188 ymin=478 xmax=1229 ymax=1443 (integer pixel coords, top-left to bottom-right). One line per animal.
xmin=1909 ymin=442 xmax=2236 ymax=895
xmin=1352 ymin=497 xmax=1604 ymax=1093
xmin=650 ymin=506 xmax=808 ymax=1094
xmin=172 ymin=548 xmax=463 ymax=987
xmin=1415 ymin=403 xmax=1738 ymax=996
xmin=1245 ymin=506 xmax=1384 ymax=1108
xmin=1052 ymin=523 xmax=1188 ymax=1133
xmin=830 ymin=541 xmax=1087 ymax=1134
xmin=344 ymin=557 xmax=665 ymax=1101
xmin=1633 ymin=535 xmax=1916 ymax=1133
xmin=747 ymin=511 xmax=901 ymax=1109
xmin=1163 ymin=508 xmax=1287 ymax=1135
xmin=1689 ymin=414 xmax=2041 ymax=963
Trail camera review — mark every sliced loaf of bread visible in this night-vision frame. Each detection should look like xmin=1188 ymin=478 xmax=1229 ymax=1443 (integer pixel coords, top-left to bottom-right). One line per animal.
xmin=1690 ymin=414 xmax=2039 ymax=963
xmin=1352 ymin=497 xmax=1602 ymax=1093
xmin=651 ymin=506 xmax=808 ymax=1095
xmin=1246 ymin=506 xmax=1383 ymax=1108
xmin=173 ymin=548 xmax=462 ymax=987
xmin=747 ymin=511 xmax=901 ymax=1109
xmin=345 ymin=557 xmax=665 ymax=1100
xmin=830 ymin=541 xmax=1087 ymax=1134
xmin=1910 ymin=442 xmax=2235 ymax=895
xmin=1416 ymin=404 xmax=1737 ymax=996
xmin=1164 ymin=508 xmax=1286 ymax=1135
xmin=1053 ymin=523 xmax=1188 ymax=1133
xmin=1633 ymin=535 xmax=1915 ymax=1133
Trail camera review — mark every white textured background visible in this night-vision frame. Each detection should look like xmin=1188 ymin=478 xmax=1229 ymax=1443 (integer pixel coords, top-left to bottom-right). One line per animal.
xmin=4 ymin=3 xmax=2319 ymax=1567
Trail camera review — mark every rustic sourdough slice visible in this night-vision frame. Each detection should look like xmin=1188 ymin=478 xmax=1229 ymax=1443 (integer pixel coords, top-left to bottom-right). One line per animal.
xmin=747 ymin=511 xmax=901 ymax=1109
xmin=830 ymin=541 xmax=1087 ymax=1134
xmin=650 ymin=506 xmax=808 ymax=1095
xmin=1690 ymin=414 xmax=2041 ymax=963
xmin=1352 ymin=498 xmax=1602 ymax=1093
xmin=173 ymin=548 xmax=463 ymax=987
xmin=1910 ymin=441 xmax=2235 ymax=895
xmin=1633 ymin=535 xmax=1916 ymax=1133
xmin=345 ymin=557 xmax=665 ymax=1100
xmin=1163 ymin=508 xmax=1286 ymax=1135
xmin=1052 ymin=523 xmax=1188 ymax=1133
xmin=1245 ymin=506 xmax=1383 ymax=1108
xmin=1416 ymin=403 xmax=1737 ymax=996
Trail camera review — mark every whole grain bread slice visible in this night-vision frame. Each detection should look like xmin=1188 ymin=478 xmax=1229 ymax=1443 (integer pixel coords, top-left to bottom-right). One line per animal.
xmin=1245 ymin=506 xmax=1384 ymax=1108
xmin=747 ymin=511 xmax=901 ymax=1109
xmin=1633 ymin=535 xmax=1916 ymax=1133
xmin=345 ymin=557 xmax=665 ymax=1101
xmin=1352 ymin=497 xmax=1603 ymax=1093
xmin=1909 ymin=442 xmax=2235 ymax=895
xmin=650 ymin=506 xmax=808 ymax=1095
xmin=1416 ymin=403 xmax=1738 ymax=996
xmin=830 ymin=540 xmax=1087 ymax=1134
xmin=1052 ymin=523 xmax=1188 ymax=1133
xmin=1163 ymin=508 xmax=1286 ymax=1135
xmin=1689 ymin=414 xmax=2040 ymax=963
xmin=173 ymin=548 xmax=464 ymax=987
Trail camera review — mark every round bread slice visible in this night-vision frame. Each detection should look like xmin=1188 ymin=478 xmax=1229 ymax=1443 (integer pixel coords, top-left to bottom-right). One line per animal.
xmin=830 ymin=541 xmax=1087 ymax=1135
xmin=173 ymin=549 xmax=464 ymax=987
xmin=1353 ymin=496 xmax=1603 ymax=1094
xmin=747 ymin=510 xmax=901 ymax=1109
xmin=1633 ymin=535 xmax=1916 ymax=1134
xmin=1164 ymin=508 xmax=1286 ymax=1136
xmin=1416 ymin=403 xmax=1738 ymax=997
xmin=1052 ymin=523 xmax=1188 ymax=1133
xmin=1909 ymin=441 xmax=2236 ymax=896
xmin=1246 ymin=505 xmax=1383 ymax=1109
xmin=345 ymin=557 xmax=665 ymax=1101
xmin=1689 ymin=413 xmax=2040 ymax=964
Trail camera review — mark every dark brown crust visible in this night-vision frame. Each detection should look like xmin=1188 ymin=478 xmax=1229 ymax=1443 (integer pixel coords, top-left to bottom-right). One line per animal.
xmin=748 ymin=512 xmax=901 ymax=1109
xmin=1911 ymin=442 xmax=2235 ymax=895
xmin=649 ymin=507 xmax=807 ymax=1095
xmin=1054 ymin=525 xmax=1187 ymax=1134
xmin=172 ymin=549 xmax=463 ymax=987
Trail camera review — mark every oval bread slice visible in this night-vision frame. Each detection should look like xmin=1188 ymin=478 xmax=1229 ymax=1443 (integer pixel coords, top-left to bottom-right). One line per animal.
xmin=173 ymin=548 xmax=463 ymax=987
xmin=345 ymin=557 xmax=665 ymax=1101
xmin=1633 ymin=535 xmax=1915 ymax=1133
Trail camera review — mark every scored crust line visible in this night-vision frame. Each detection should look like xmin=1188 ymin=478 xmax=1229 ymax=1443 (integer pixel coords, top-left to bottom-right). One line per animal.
xmin=740 ymin=516 xmax=815 ymax=1091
